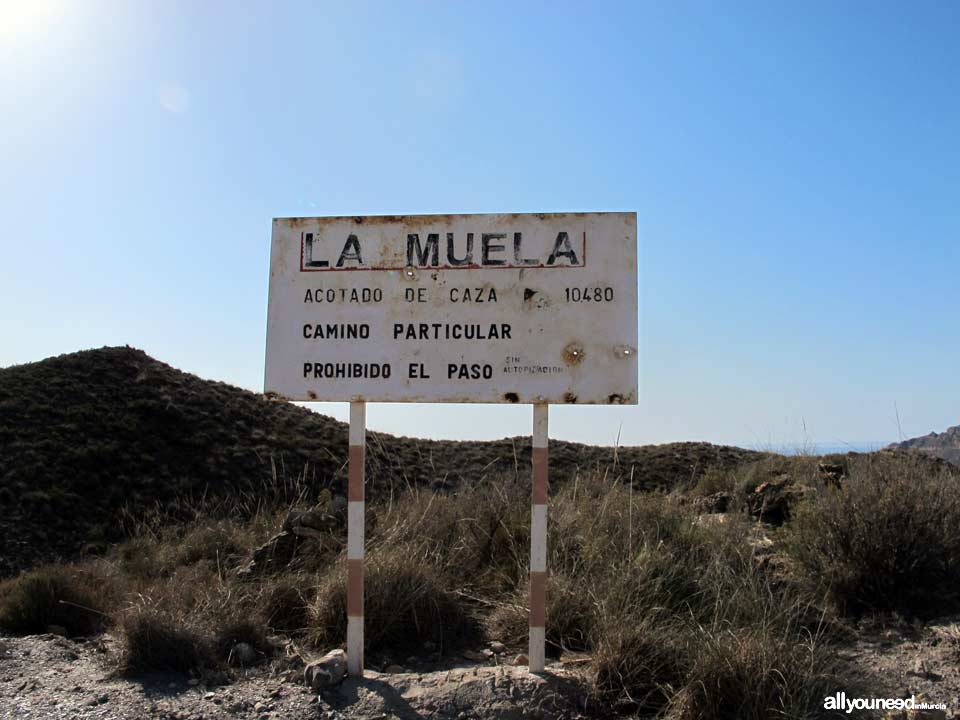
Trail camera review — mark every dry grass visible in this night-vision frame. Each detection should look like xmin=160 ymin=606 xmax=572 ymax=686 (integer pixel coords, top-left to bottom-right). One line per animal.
xmin=783 ymin=453 xmax=960 ymax=617
xmin=310 ymin=544 xmax=482 ymax=656
xmin=4 ymin=459 xmax=930 ymax=716
xmin=118 ymin=605 xmax=213 ymax=675
xmin=0 ymin=565 xmax=113 ymax=637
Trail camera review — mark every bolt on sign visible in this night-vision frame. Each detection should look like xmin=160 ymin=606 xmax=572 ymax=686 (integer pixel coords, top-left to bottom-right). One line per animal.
xmin=264 ymin=212 xmax=638 ymax=677
xmin=265 ymin=212 xmax=638 ymax=404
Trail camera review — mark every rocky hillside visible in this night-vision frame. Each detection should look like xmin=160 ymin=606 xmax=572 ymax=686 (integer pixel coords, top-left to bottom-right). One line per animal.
xmin=888 ymin=425 xmax=960 ymax=465
xmin=0 ymin=347 xmax=763 ymax=577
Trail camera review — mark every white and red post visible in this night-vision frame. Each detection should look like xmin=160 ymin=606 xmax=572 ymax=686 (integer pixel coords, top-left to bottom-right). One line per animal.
xmin=529 ymin=403 xmax=548 ymax=673
xmin=346 ymin=401 xmax=548 ymax=676
xmin=347 ymin=401 xmax=365 ymax=676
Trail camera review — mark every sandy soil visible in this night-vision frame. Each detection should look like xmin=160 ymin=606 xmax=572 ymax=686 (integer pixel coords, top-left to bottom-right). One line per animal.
xmin=0 ymin=634 xmax=588 ymax=720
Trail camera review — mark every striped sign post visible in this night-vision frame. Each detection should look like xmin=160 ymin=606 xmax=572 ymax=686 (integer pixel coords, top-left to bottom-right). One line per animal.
xmin=347 ymin=401 xmax=365 ymax=676
xmin=529 ymin=403 xmax=549 ymax=673
xmin=265 ymin=213 xmax=638 ymax=678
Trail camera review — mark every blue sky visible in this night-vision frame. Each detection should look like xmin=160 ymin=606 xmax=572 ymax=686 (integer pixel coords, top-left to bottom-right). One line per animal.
xmin=1 ymin=1 xmax=957 ymax=449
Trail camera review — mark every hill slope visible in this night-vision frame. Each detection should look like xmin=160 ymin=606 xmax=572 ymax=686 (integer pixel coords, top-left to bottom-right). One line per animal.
xmin=888 ymin=425 xmax=960 ymax=465
xmin=0 ymin=346 xmax=763 ymax=576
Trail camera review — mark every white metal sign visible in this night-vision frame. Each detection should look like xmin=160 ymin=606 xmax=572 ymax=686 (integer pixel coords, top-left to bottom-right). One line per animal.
xmin=264 ymin=212 xmax=637 ymax=404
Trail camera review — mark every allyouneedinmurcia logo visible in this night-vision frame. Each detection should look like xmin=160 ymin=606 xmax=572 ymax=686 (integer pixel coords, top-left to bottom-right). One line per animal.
xmin=824 ymin=692 xmax=947 ymax=714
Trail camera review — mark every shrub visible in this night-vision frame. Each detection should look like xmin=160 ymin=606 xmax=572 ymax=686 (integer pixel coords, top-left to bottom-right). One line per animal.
xmin=310 ymin=544 xmax=480 ymax=655
xmin=214 ymin=619 xmax=271 ymax=666
xmin=783 ymin=454 xmax=960 ymax=617
xmin=371 ymin=479 xmax=530 ymax=595
xmin=118 ymin=606 xmax=213 ymax=675
xmin=486 ymin=572 xmax=595 ymax=655
xmin=590 ymin=615 xmax=687 ymax=714
xmin=259 ymin=574 xmax=314 ymax=635
xmin=173 ymin=522 xmax=250 ymax=569
xmin=0 ymin=565 xmax=109 ymax=636
xmin=667 ymin=624 xmax=858 ymax=720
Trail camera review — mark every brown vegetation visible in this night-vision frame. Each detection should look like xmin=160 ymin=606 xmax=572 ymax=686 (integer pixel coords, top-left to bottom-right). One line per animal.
xmin=3 ymin=348 xmax=958 ymax=717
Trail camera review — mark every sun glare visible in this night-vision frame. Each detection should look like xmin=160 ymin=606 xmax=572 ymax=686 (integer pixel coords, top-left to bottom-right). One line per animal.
xmin=0 ymin=0 xmax=70 ymax=45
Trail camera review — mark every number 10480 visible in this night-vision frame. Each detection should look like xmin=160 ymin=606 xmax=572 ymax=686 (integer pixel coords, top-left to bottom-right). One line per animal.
xmin=565 ymin=287 xmax=614 ymax=302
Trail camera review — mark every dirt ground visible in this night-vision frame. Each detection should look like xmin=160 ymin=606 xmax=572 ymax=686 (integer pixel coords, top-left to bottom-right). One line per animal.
xmin=837 ymin=616 xmax=960 ymax=716
xmin=4 ymin=619 xmax=960 ymax=719
xmin=0 ymin=633 xmax=588 ymax=720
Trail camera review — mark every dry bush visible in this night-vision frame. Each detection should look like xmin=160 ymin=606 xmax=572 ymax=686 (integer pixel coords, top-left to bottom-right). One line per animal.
xmin=371 ymin=478 xmax=530 ymax=595
xmin=259 ymin=573 xmax=314 ymax=635
xmin=0 ymin=461 xmax=859 ymax=716
xmin=731 ymin=455 xmax=823 ymax=496
xmin=310 ymin=543 xmax=480 ymax=655
xmin=691 ymin=464 xmax=736 ymax=496
xmin=783 ymin=453 xmax=960 ymax=617
xmin=543 ymin=472 xmax=848 ymax=718
xmin=0 ymin=565 xmax=112 ymax=636
xmin=590 ymin=614 xmax=687 ymax=714
xmin=666 ymin=623 xmax=857 ymax=720
xmin=486 ymin=572 xmax=595 ymax=655
xmin=116 ymin=517 xmax=269 ymax=581
xmin=112 ymin=552 xmax=273 ymax=675
xmin=214 ymin=619 xmax=272 ymax=666
xmin=118 ymin=604 xmax=213 ymax=675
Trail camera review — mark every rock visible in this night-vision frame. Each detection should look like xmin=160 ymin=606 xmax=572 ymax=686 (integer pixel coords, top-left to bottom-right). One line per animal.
xmin=817 ymin=461 xmax=845 ymax=489
xmin=746 ymin=478 xmax=812 ymax=525
xmin=489 ymin=641 xmax=506 ymax=654
xmin=693 ymin=491 xmax=732 ymax=514
xmin=462 ymin=649 xmax=487 ymax=662
xmin=230 ymin=642 xmax=258 ymax=665
xmin=46 ymin=624 xmax=68 ymax=637
xmin=291 ymin=525 xmax=325 ymax=539
xmin=694 ymin=513 xmax=730 ymax=527
xmin=304 ymin=649 xmax=348 ymax=690
xmin=511 ymin=654 xmax=528 ymax=666
xmin=237 ymin=531 xmax=298 ymax=577
xmin=384 ymin=664 xmax=405 ymax=674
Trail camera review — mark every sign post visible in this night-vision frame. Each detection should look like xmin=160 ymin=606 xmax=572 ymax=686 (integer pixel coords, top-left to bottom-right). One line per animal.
xmin=347 ymin=401 xmax=365 ymax=677
xmin=529 ymin=403 xmax=548 ymax=672
xmin=264 ymin=212 xmax=637 ymax=676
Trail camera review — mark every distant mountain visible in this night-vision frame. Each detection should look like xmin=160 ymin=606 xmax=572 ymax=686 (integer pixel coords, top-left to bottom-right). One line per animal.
xmin=888 ymin=425 xmax=960 ymax=465
xmin=0 ymin=346 xmax=764 ymax=576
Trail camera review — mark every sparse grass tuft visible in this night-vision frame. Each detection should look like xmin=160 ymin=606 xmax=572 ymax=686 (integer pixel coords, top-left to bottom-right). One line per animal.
xmin=666 ymin=624 xmax=856 ymax=720
xmin=214 ymin=619 xmax=271 ymax=666
xmin=310 ymin=543 xmax=481 ymax=656
xmin=118 ymin=606 xmax=213 ymax=675
xmin=486 ymin=573 xmax=595 ymax=655
xmin=259 ymin=573 xmax=314 ymax=635
xmin=0 ymin=565 xmax=110 ymax=636
xmin=590 ymin=615 xmax=686 ymax=714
